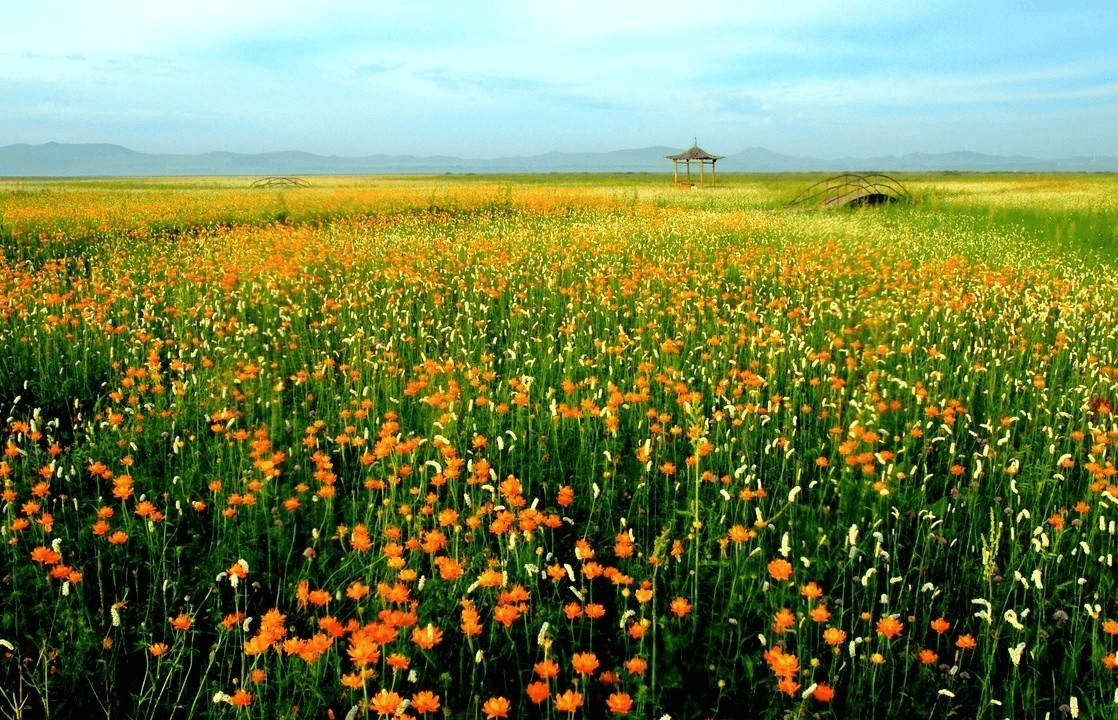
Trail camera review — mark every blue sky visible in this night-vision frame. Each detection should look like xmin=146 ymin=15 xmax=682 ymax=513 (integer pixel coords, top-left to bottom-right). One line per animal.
xmin=2 ymin=0 xmax=1116 ymax=158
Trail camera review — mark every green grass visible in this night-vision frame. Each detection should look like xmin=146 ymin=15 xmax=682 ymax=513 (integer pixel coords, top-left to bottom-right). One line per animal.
xmin=1 ymin=173 xmax=1117 ymax=720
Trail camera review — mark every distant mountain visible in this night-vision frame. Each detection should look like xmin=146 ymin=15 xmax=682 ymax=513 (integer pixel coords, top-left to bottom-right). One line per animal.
xmin=1 ymin=142 xmax=1116 ymax=176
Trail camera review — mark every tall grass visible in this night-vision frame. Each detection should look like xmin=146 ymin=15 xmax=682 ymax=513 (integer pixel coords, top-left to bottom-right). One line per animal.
xmin=0 ymin=173 xmax=1117 ymax=719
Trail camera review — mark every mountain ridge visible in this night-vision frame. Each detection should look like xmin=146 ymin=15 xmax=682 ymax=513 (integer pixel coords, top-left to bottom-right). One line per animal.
xmin=1 ymin=142 xmax=1116 ymax=176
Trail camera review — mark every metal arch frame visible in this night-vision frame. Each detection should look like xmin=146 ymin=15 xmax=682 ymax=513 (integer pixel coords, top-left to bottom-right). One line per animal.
xmin=250 ymin=176 xmax=311 ymax=188
xmin=785 ymin=172 xmax=910 ymax=209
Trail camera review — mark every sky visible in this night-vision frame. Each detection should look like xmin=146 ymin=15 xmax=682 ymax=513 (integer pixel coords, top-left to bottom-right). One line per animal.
xmin=2 ymin=0 xmax=1117 ymax=159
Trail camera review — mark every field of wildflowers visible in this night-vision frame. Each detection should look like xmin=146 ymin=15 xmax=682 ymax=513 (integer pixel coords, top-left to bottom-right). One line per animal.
xmin=1 ymin=173 xmax=1117 ymax=719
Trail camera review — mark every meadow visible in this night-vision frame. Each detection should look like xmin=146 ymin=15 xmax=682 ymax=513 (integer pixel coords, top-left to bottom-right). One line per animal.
xmin=1 ymin=171 xmax=1117 ymax=720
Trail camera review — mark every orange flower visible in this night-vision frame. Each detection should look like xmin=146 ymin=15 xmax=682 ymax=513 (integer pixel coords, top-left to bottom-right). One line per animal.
xmin=229 ymin=689 xmax=254 ymax=707
xmin=917 ymin=648 xmax=938 ymax=664
xmin=411 ymin=624 xmax=443 ymax=650
xmin=876 ymin=616 xmax=903 ymax=639
xmin=340 ymin=673 xmax=365 ymax=689
xmin=764 ymin=646 xmax=799 ymax=680
xmin=525 ymin=681 xmax=550 ymax=704
xmin=955 ymin=633 xmax=976 ymax=649
xmin=481 ymin=696 xmax=511 ymax=719
xmin=30 ymin=546 xmax=61 ymax=565
xmin=347 ymin=638 xmax=380 ymax=666
xmin=148 ymin=643 xmax=170 ymax=657
xmin=606 ymin=692 xmax=634 ymax=714
xmin=812 ymin=683 xmax=835 ymax=702
xmin=553 ymin=689 xmax=584 ymax=713
xmin=800 ymin=581 xmax=824 ymax=600
xmin=107 ymin=530 xmax=128 ymax=545
xmin=809 ymin=604 xmax=831 ymax=623
xmin=411 ymin=691 xmax=440 ymax=713
xmin=822 ymin=626 xmax=846 ymax=646
xmin=346 ymin=580 xmax=370 ymax=601
xmin=670 ymin=596 xmax=692 ymax=618
xmin=624 ymin=656 xmax=648 ymax=675
xmin=534 ymin=658 xmax=560 ymax=679
xmin=351 ymin=523 xmax=373 ymax=552
xmin=773 ymin=608 xmax=796 ymax=634
xmin=767 ymin=558 xmax=793 ymax=581
xmin=169 ymin=613 xmax=193 ymax=631
xmin=1104 ymin=619 xmax=1118 ymax=635
xmin=571 ymin=652 xmax=600 ymax=675
xmin=1103 ymin=653 xmax=1118 ymax=670
xmin=930 ymin=616 xmax=951 ymax=634
xmin=369 ymin=689 xmax=404 ymax=716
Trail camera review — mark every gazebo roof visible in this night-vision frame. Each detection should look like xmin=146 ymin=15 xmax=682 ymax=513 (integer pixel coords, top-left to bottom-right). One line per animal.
xmin=666 ymin=144 xmax=724 ymax=161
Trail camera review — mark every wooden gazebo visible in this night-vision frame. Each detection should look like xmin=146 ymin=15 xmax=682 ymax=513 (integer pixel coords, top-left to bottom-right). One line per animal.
xmin=666 ymin=143 xmax=724 ymax=187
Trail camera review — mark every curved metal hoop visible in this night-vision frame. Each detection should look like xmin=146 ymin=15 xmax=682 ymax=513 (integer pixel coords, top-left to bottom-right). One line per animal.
xmin=250 ymin=176 xmax=311 ymax=188
xmin=786 ymin=173 xmax=910 ymax=209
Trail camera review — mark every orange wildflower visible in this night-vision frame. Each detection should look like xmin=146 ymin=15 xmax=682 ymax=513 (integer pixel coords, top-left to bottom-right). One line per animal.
xmin=571 ymin=651 xmax=600 ymax=675
xmin=347 ymin=638 xmax=380 ymax=666
xmin=387 ymin=653 xmax=410 ymax=673
xmin=229 ymin=689 xmax=253 ymax=707
xmin=340 ymin=673 xmax=365 ymax=689
xmin=767 ymin=558 xmax=793 ymax=581
xmin=809 ymin=604 xmax=831 ymax=623
xmin=369 ymin=689 xmax=404 ymax=716
xmin=764 ymin=646 xmax=799 ymax=680
xmin=411 ymin=691 xmax=440 ymax=713
xmin=606 ymin=692 xmax=634 ymax=714
xmin=411 ymin=624 xmax=443 ymax=650
xmin=955 ymin=634 xmax=976 ymax=649
xmin=800 ymin=581 xmax=824 ymax=600
xmin=670 ymin=596 xmax=693 ymax=618
xmin=876 ymin=615 xmax=903 ymax=639
xmin=811 ymin=683 xmax=835 ymax=702
xmin=624 ymin=656 xmax=648 ymax=675
xmin=169 ymin=613 xmax=193 ymax=631
xmin=525 ymin=681 xmax=550 ymax=704
xmin=30 ymin=546 xmax=61 ymax=565
xmin=148 ymin=643 xmax=170 ymax=657
xmin=350 ymin=523 xmax=373 ymax=552
xmin=917 ymin=648 xmax=938 ymax=664
xmin=773 ymin=608 xmax=796 ymax=634
xmin=481 ymin=696 xmax=511 ymax=719
xmin=307 ymin=588 xmax=331 ymax=606
xmin=346 ymin=580 xmax=370 ymax=601
xmin=930 ymin=616 xmax=951 ymax=634
xmin=554 ymin=690 xmax=584 ymax=713
xmin=534 ymin=658 xmax=560 ymax=679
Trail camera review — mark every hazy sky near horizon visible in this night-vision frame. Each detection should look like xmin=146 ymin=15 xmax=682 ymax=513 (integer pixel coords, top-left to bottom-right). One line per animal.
xmin=3 ymin=1 xmax=1116 ymax=159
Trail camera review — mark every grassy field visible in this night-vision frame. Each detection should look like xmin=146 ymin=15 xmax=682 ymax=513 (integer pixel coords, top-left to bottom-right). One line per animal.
xmin=1 ymin=172 xmax=1117 ymax=719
